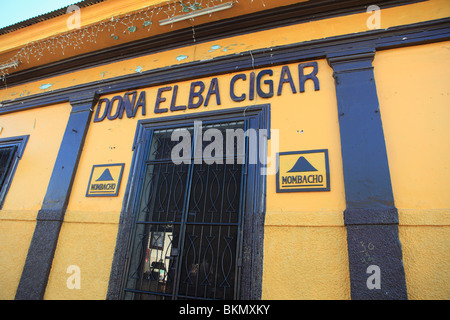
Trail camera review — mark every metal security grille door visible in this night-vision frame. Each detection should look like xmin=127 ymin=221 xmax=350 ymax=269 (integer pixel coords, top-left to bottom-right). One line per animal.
xmin=123 ymin=121 xmax=247 ymax=300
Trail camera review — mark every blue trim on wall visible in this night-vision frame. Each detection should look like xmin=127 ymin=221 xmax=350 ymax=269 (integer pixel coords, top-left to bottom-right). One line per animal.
xmin=328 ymin=49 xmax=395 ymax=209
xmin=15 ymin=92 xmax=99 ymax=300
xmin=327 ymin=49 xmax=407 ymax=300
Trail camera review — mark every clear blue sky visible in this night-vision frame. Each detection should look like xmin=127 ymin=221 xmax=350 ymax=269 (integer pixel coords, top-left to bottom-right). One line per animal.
xmin=0 ymin=0 xmax=79 ymax=29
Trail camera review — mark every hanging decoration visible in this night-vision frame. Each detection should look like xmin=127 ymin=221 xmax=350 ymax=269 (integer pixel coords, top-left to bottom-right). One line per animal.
xmin=0 ymin=0 xmax=267 ymax=81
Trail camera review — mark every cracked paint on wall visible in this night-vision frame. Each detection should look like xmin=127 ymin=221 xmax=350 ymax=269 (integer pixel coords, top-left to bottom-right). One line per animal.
xmin=209 ymin=45 xmax=221 ymax=52
xmin=176 ymin=54 xmax=188 ymax=61
xmin=39 ymin=84 xmax=53 ymax=90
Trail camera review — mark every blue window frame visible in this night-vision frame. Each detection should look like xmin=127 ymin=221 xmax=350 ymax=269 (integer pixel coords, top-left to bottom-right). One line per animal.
xmin=0 ymin=135 xmax=29 ymax=209
xmin=108 ymin=104 xmax=270 ymax=300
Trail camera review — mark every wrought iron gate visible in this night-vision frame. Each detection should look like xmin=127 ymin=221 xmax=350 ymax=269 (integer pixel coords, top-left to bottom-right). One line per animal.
xmin=122 ymin=121 xmax=247 ymax=300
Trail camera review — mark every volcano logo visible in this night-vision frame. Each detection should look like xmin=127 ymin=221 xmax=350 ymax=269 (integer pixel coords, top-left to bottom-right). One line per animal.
xmin=276 ymin=150 xmax=330 ymax=193
xmin=96 ymin=169 xmax=114 ymax=181
xmin=288 ymin=156 xmax=318 ymax=173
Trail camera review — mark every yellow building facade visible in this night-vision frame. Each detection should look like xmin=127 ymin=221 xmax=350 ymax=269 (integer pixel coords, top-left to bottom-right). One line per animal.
xmin=0 ymin=0 xmax=448 ymax=300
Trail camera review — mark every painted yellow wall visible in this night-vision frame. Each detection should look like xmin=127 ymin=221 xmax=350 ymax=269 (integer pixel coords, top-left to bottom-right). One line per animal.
xmin=1 ymin=0 xmax=448 ymax=301
xmin=44 ymin=59 xmax=350 ymax=299
xmin=0 ymin=103 xmax=71 ymax=299
xmin=41 ymin=42 xmax=450 ymax=300
xmin=374 ymin=41 xmax=450 ymax=300
xmin=263 ymin=60 xmax=349 ymax=300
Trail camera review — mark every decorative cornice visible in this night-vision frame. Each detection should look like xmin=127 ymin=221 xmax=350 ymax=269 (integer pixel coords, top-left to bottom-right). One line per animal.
xmin=327 ymin=48 xmax=376 ymax=74
xmin=69 ymin=91 xmax=100 ymax=113
xmin=0 ymin=0 xmax=428 ymax=88
xmin=0 ymin=17 xmax=449 ymax=115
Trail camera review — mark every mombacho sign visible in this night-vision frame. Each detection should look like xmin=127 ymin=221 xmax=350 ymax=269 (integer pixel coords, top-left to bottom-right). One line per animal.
xmin=276 ymin=150 xmax=330 ymax=193
xmin=86 ymin=163 xmax=125 ymax=197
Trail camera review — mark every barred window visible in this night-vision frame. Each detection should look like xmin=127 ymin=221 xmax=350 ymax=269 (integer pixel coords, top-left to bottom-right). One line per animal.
xmin=0 ymin=146 xmax=17 ymax=190
xmin=0 ymin=136 xmax=29 ymax=209
xmin=122 ymin=121 xmax=247 ymax=300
